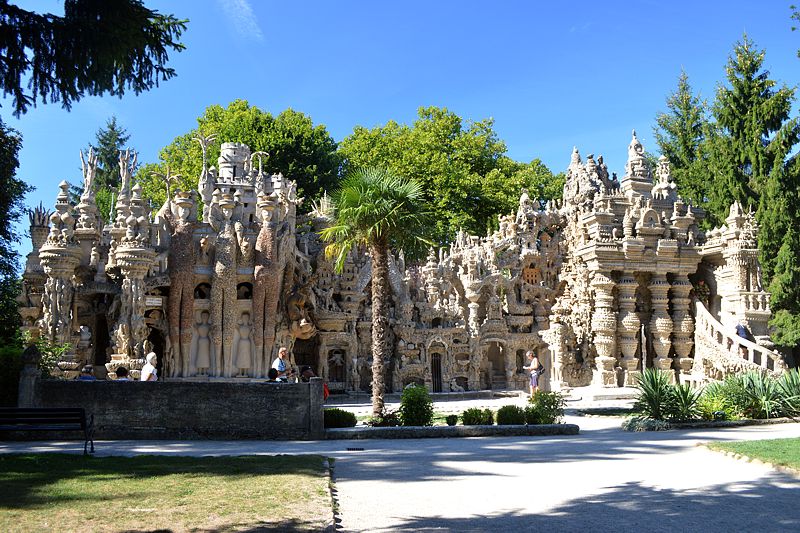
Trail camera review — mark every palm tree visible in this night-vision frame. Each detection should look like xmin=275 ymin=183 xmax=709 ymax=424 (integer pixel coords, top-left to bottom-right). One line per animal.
xmin=320 ymin=167 xmax=430 ymax=416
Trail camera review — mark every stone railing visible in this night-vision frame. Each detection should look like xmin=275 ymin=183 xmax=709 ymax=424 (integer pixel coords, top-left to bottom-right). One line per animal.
xmin=740 ymin=291 xmax=770 ymax=313
xmin=693 ymin=300 xmax=785 ymax=379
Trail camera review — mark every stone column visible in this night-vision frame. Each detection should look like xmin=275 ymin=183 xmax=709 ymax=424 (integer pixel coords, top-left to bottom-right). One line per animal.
xmin=591 ymin=272 xmax=618 ymax=387
xmin=649 ymin=274 xmax=674 ymax=377
xmin=670 ymin=276 xmax=694 ymax=375
xmin=617 ymin=274 xmax=641 ymax=386
xmin=38 ymin=181 xmax=82 ymax=378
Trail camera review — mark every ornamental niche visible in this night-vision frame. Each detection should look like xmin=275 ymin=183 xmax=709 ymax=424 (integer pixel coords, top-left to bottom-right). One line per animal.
xmin=19 ymin=134 xmax=786 ymax=389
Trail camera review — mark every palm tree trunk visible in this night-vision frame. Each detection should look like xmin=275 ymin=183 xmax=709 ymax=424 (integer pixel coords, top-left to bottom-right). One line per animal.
xmin=369 ymin=241 xmax=389 ymax=416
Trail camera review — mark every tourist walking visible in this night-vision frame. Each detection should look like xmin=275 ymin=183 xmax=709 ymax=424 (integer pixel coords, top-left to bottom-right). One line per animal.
xmin=522 ymin=350 xmax=541 ymax=395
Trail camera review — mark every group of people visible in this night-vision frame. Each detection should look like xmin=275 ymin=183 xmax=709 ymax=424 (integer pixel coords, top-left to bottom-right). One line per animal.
xmin=75 ymin=347 xmax=317 ymax=385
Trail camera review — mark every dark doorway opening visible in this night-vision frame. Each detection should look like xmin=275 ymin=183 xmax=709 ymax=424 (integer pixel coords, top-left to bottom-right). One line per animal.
xmin=431 ymin=353 xmax=442 ymax=392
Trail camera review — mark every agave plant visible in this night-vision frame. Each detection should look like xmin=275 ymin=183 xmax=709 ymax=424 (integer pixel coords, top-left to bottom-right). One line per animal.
xmin=777 ymin=369 xmax=800 ymax=417
xmin=669 ymin=383 xmax=701 ymax=421
xmin=634 ymin=368 xmax=674 ymax=421
xmin=739 ymin=371 xmax=784 ymax=419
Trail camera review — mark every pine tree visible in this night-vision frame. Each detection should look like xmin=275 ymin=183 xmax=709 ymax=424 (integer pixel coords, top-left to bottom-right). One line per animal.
xmin=84 ymin=116 xmax=133 ymax=222
xmin=707 ymin=36 xmax=799 ymax=222
xmin=653 ymin=71 xmax=709 ymax=209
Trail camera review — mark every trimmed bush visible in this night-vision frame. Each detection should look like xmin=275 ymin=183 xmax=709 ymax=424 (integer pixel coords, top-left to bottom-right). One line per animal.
xmin=445 ymin=414 xmax=458 ymax=426
xmin=462 ymin=407 xmax=494 ymax=425
xmin=496 ymin=405 xmax=526 ymax=425
xmin=323 ymin=408 xmax=357 ymax=428
xmin=622 ymin=416 xmax=670 ymax=432
xmin=399 ymin=384 xmax=434 ymax=426
xmin=526 ymin=391 xmax=566 ymax=424
xmin=0 ymin=344 xmax=23 ymax=407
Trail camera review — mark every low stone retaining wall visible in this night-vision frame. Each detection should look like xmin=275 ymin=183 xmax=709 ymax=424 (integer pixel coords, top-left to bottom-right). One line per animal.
xmin=21 ymin=378 xmax=324 ymax=440
xmin=326 ymin=423 xmax=580 ymax=439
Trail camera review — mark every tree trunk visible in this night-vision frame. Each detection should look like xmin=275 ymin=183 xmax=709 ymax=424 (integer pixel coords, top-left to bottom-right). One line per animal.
xmin=369 ymin=241 xmax=389 ymax=416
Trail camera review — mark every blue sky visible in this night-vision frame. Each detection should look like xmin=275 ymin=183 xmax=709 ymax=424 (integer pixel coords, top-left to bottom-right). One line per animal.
xmin=4 ymin=0 xmax=800 ymax=249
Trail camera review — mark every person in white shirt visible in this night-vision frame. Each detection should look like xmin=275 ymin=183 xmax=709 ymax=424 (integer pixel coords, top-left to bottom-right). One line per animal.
xmin=141 ymin=352 xmax=158 ymax=382
xmin=271 ymin=347 xmax=294 ymax=382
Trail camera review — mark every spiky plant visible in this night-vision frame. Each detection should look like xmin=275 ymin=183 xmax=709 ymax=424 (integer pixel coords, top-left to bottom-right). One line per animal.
xmin=669 ymin=383 xmax=701 ymax=421
xmin=634 ymin=368 xmax=674 ymax=421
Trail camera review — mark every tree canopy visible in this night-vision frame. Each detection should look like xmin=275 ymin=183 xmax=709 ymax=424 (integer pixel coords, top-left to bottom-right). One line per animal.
xmin=0 ymin=0 xmax=187 ymax=117
xmin=0 ymin=117 xmax=31 ymax=344
xmin=137 ymin=100 xmax=339 ymax=210
xmin=338 ymin=106 xmax=563 ymax=245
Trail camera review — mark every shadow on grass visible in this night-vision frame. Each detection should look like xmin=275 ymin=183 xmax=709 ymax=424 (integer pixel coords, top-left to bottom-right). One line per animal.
xmin=0 ymin=454 xmax=325 ymax=510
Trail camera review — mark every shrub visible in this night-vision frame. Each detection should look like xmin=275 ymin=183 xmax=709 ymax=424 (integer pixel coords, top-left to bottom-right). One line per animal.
xmin=367 ymin=410 xmax=401 ymax=427
xmin=739 ymin=371 xmax=784 ymax=419
xmin=697 ymin=382 xmax=736 ymax=421
xmin=0 ymin=343 xmax=23 ymax=407
xmin=323 ymin=408 xmax=357 ymax=428
xmin=777 ymin=369 xmax=800 ymax=417
xmin=462 ymin=407 xmax=494 ymax=425
xmin=445 ymin=414 xmax=458 ymax=426
xmin=633 ymin=368 xmax=673 ymax=421
xmin=526 ymin=391 xmax=566 ymax=424
xmin=496 ymin=405 xmax=526 ymax=425
xmin=622 ymin=416 xmax=670 ymax=432
xmin=668 ymin=383 xmax=701 ymax=422
xmin=399 ymin=384 xmax=434 ymax=426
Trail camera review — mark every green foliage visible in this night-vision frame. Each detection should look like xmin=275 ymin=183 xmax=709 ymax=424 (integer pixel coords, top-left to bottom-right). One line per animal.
xmin=621 ymin=416 xmax=671 ymax=432
xmin=496 ymin=405 xmax=527 ymax=425
xmin=738 ymin=371 xmax=785 ymax=419
xmin=138 ymin=101 xmax=339 ymax=211
xmin=526 ymin=391 xmax=566 ymax=424
xmin=323 ymin=408 xmax=357 ymax=428
xmin=0 ymin=343 xmax=23 ymax=406
xmin=26 ymin=335 xmax=70 ymax=379
xmin=777 ymin=369 xmax=800 ymax=416
xmin=0 ymin=1 xmax=187 ymax=117
xmin=366 ymin=410 xmax=401 ymax=427
xmin=697 ymin=381 xmax=737 ymax=421
xmin=633 ymin=368 xmax=674 ymax=421
xmin=398 ymin=384 xmax=434 ymax=426
xmin=653 ymin=70 xmax=710 ymax=209
xmin=320 ymin=167 xmax=432 ymax=271
xmin=0 ymin=118 xmax=30 ymax=351
xmin=669 ymin=383 xmax=701 ymax=422
xmin=338 ymin=106 xmax=562 ymax=245
xmin=445 ymin=414 xmax=458 ymax=426
xmin=461 ymin=407 xmax=494 ymax=426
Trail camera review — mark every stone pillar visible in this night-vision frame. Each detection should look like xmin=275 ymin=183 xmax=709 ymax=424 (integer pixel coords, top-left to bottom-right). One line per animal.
xmin=591 ymin=272 xmax=618 ymax=387
xmin=39 ymin=181 xmax=82 ymax=378
xmin=649 ymin=274 xmax=674 ymax=377
xmin=617 ymin=274 xmax=641 ymax=386
xmin=670 ymin=276 xmax=694 ymax=375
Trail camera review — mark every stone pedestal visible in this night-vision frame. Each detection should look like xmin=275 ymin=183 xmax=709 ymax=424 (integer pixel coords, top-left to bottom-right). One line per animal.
xmin=617 ymin=275 xmax=640 ymax=386
xmin=649 ymin=274 xmax=674 ymax=376
xmin=591 ymin=273 xmax=618 ymax=387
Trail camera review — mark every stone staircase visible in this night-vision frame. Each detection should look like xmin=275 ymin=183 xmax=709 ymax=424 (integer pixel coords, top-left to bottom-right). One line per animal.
xmin=691 ymin=300 xmax=787 ymax=382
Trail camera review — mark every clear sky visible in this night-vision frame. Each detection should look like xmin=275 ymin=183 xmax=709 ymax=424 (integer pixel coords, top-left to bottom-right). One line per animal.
xmin=4 ymin=0 xmax=799 ymax=251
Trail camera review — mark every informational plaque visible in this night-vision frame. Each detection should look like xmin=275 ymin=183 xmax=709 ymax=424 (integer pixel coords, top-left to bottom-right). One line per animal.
xmin=145 ymin=296 xmax=163 ymax=307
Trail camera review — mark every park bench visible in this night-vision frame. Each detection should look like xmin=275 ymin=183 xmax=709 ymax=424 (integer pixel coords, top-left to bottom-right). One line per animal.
xmin=0 ymin=407 xmax=95 ymax=454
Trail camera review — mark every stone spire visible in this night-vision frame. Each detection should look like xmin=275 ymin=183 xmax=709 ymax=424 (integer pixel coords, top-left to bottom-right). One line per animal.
xmin=621 ymin=130 xmax=653 ymax=198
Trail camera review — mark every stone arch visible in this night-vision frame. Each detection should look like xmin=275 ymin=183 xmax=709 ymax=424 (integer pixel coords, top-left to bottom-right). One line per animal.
xmin=236 ymin=282 xmax=253 ymax=300
xmin=194 ymin=282 xmax=211 ymax=299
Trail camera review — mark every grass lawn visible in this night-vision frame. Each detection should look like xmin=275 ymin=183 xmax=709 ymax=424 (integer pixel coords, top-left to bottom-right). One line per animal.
xmin=707 ymin=438 xmax=800 ymax=470
xmin=0 ymin=453 xmax=331 ymax=532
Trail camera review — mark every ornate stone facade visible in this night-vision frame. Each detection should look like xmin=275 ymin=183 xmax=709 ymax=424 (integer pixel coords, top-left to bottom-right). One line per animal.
xmin=20 ymin=134 xmax=787 ymax=388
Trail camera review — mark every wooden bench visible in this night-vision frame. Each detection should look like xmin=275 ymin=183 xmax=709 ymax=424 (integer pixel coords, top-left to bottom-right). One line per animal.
xmin=0 ymin=408 xmax=95 ymax=454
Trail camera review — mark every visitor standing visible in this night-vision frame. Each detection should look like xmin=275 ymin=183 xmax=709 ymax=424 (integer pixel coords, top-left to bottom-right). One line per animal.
xmin=141 ymin=352 xmax=159 ymax=382
xmin=271 ymin=347 xmax=294 ymax=382
xmin=76 ymin=365 xmax=96 ymax=381
xmin=522 ymin=350 xmax=541 ymax=395
xmin=115 ymin=366 xmax=131 ymax=381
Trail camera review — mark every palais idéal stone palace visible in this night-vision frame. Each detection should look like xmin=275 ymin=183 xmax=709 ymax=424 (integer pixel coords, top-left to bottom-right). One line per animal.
xmin=17 ymin=131 xmax=788 ymax=392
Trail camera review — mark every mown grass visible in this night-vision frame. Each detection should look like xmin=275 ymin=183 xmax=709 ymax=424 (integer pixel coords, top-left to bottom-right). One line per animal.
xmin=707 ymin=438 xmax=800 ymax=470
xmin=0 ymin=453 xmax=331 ymax=532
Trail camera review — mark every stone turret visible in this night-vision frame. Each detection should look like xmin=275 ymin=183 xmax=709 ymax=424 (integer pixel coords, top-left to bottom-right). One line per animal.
xmin=621 ymin=130 xmax=653 ymax=198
